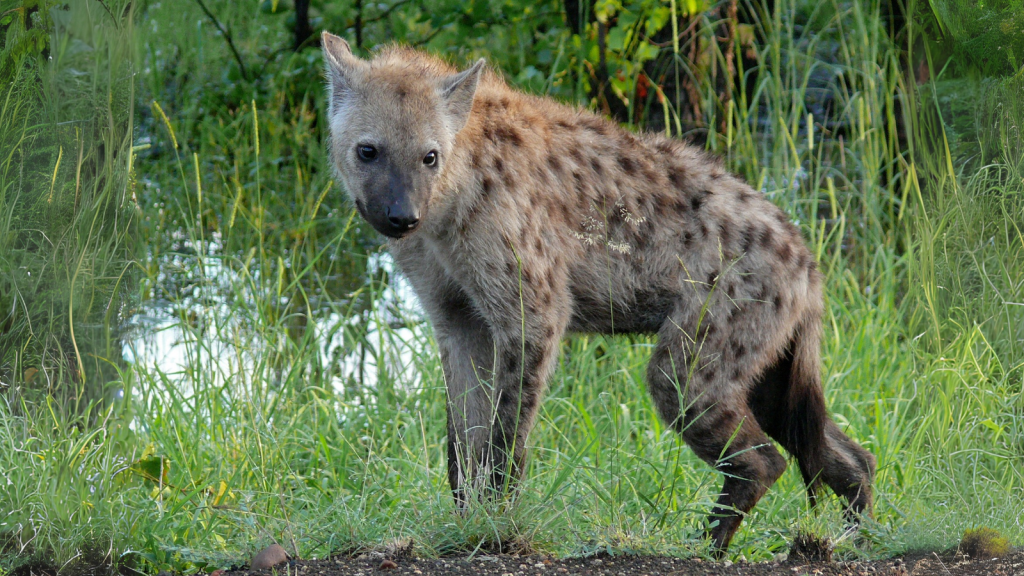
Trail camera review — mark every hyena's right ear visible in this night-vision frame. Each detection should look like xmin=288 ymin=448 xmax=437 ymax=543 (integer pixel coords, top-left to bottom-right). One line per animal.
xmin=438 ymin=59 xmax=486 ymax=134
xmin=322 ymin=32 xmax=366 ymax=108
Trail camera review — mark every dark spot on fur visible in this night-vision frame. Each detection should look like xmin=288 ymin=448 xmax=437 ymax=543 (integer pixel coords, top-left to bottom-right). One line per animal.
xmin=732 ymin=341 xmax=746 ymax=359
xmin=502 ymin=170 xmax=515 ymax=189
xmin=494 ymin=156 xmax=505 ymax=174
xmin=773 ymin=295 xmax=783 ymax=310
xmin=482 ymin=176 xmax=494 ymax=197
xmin=707 ymin=271 xmax=718 ymax=287
xmin=693 ymin=189 xmax=711 ymax=212
xmin=547 ymin=154 xmax=562 ymax=174
xmin=570 ymin=147 xmax=584 ymax=165
xmin=738 ymin=190 xmax=752 ymax=203
xmin=668 ymin=166 xmax=687 ymax=188
xmin=560 ymin=203 xmax=573 ymax=225
xmin=534 ymin=237 xmax=543 ymax=252
xmin=700 ymin=222 xmax=709 ymax=238
xmin=591 ymin=157 xmax=603 ymax=174
xmin=717 ymin=221 xmax=732 ymax=247
xmin=759 ymin=227 xmax=774 ymax=249
xmin=703 ymin=366 xmax=717 ymax=381
xmin=555 ymin=119 xmax=573 ymax=129
xmin=710 ymin=172 xmax=723 ymax=180
xmin=741 ymin=226 xmax=755 ymax=253
xmin=683 ymin=231 xmax=694 ymax=247
xmin=727 ymin=284 xmax=736 ymax=298
xmin=500 ymin=97 xmax=511 ymax=108
xmin=582 ymin=117 xmax=608 ymax=135
xmin=777 ymin=242 xmax=793 ymax=263
xmin=572 ymin=171 xmax=584 ymax=192
xmin=494 ymin=124 xmax=523 ymax=147
xmin=617 ymin=155 xmax=637 ymax=175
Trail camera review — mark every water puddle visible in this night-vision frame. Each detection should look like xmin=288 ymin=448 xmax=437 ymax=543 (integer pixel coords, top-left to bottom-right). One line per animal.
xmin=124 ymin=236 xmax=430 ymax=399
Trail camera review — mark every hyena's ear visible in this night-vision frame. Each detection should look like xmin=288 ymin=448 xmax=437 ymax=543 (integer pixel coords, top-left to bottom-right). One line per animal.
xmin=438 ymin=59 xmax=486 ymax=134
xmin=322 ymin=32 xmax=365 ymax=107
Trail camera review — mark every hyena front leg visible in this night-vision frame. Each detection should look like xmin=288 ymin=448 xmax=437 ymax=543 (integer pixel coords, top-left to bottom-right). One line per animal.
xmin=647 ymin=322 xmax=787 ymax=555
xmin=397 ymin=243 xmax=498 ymax=507
xmin=427 ymin=281 xmax=568 ymax=504
xmin=477 ymin=308 xmax=567 ymax=498
xmin=430 ymin=288 xmax=497 ymax=507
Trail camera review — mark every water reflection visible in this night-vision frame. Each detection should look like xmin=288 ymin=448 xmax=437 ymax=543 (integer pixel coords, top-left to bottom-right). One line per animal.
xmin=125 ymin=239 xmax=429 ymax=400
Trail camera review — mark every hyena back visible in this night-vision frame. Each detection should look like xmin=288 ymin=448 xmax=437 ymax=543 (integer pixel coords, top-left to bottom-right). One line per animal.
xmin=321 ymin=32 xmax=875 ymax=553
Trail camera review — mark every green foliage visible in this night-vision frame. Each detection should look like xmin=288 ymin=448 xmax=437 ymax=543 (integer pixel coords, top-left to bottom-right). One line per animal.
xmin=923 ymin=0 xmax=1024 ymax=77
xmin=0 ymin=0 xmax=136 ymax=401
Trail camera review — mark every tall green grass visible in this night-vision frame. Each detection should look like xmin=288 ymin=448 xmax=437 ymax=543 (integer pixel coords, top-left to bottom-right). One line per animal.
xmin=0 ymin=0 xmax=136 ymax=402
xmin=1 ymin=0 xmax=1022 ymax=573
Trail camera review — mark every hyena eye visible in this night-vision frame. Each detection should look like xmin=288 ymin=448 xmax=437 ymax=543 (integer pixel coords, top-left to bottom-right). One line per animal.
xmin=423 ymin=151 xmax=438 ymax=166
xmin=357 ymin=145 xmax=378 ymax=162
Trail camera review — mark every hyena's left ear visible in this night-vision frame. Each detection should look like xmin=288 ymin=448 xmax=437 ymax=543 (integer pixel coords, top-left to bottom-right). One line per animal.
xmin=322 ymin=32 xmax=366 ymax=109
xmin=438 ymin=59 xmax=486 ymax=134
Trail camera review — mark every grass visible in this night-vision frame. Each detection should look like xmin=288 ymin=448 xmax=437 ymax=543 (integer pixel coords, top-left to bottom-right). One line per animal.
xmin=1 ymin=0 xmax=1022 ymax=573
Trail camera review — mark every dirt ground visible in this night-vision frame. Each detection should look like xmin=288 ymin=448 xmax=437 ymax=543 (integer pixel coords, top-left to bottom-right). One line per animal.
xmin=227 ymin=550 xmax=1024 ymax=576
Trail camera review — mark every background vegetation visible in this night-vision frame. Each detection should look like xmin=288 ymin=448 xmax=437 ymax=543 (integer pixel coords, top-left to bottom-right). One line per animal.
xmin=1 ymin=0 xmax=1021 ymax=573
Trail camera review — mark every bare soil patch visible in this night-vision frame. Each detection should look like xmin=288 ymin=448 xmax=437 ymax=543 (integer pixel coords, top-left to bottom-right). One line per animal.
xmin=228 ymin=550 xmax=1023 ymax=576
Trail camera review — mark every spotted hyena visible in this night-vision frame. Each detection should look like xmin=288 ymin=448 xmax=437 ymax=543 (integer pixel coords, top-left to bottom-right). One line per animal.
xmin=321 ymin=32 xmax=875 ymax=553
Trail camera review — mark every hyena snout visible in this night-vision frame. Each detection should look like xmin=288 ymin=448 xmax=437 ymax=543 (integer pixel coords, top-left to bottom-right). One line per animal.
xmin=385 ymin=200 xmax=420 ymax=234
xmin=360 ymin=179 xmax=427 ymax=238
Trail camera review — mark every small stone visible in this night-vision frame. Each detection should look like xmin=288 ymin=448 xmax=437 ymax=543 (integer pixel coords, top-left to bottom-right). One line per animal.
xmin=251 ymin=544 xmax=288 ymax=570
xmin=379 ymin=559 xmax=398 ymax=570
xmin=724 ymin=560 xmax=733 ymax=567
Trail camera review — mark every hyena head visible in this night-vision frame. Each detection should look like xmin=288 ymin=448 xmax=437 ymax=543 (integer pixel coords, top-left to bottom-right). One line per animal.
xmin=321 ymin=32 xmax=485 ymax=238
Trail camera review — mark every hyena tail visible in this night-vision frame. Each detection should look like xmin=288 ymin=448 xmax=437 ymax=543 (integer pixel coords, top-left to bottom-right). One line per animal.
xmin=782 ymin=318 xmax=830 ymax=498
xmin=766 ymin=317 xmax=876 ymax=514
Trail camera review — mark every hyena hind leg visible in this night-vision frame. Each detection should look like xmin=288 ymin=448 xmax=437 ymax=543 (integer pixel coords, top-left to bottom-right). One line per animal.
xmin=748 ymin=337 xmax=876 ymax=519
xmin=646 ymin=342 xmax=788 ymax=555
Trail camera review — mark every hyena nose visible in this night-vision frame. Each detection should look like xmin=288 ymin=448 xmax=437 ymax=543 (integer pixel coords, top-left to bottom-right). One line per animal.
xmin=385 ymin=205 xmax=420 ymax=232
